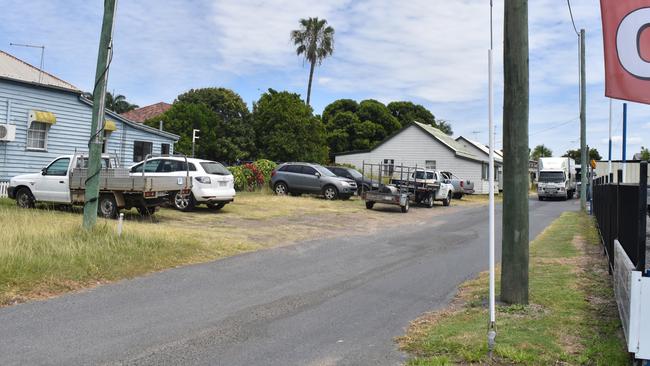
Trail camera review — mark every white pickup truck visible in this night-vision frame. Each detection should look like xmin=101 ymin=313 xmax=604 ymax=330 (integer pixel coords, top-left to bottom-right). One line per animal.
xmin=7 ymin=153 xmax=191 ymax=218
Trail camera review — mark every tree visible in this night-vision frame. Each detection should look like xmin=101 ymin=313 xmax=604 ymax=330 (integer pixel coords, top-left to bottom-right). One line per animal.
xmin=290 ymin=17 xmax=335 ymax=106
xmin=83 ymin=91 xmax=139 ymax=113
xmin=530 ymin=144 xmax=552 ymax=161
xmin=563 ymin=148 xmax=602 ymax=161
xmin=145 ymin=88 xmax=255 ymax=162
xmin=356 ymin=99 xmax=401 ymax=141
xmin=252 ymin=89 xmax=328 ymax=163
xmin=322 ymin=99 xmax=358 ymax=125
xmin=640 ymin=147 xmax=650 ymax=161
xmin=386 ymin=101 xmax=453 ymax=135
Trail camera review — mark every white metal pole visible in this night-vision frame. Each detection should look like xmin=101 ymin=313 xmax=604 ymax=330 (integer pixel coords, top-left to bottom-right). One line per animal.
xmin=487 ymin=0 xmax=496 ymax=354
xmin=608 ymin=99 xmax=612 ymax=176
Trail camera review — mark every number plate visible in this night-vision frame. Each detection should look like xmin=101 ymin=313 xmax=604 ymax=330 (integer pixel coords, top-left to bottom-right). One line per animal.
xmin=219 ymin=181 xmax=228 ymax=187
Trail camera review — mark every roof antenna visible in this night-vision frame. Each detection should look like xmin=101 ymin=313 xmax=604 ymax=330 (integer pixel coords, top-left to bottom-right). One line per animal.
xmin=9 ymin=43 xmax=45 ymax=83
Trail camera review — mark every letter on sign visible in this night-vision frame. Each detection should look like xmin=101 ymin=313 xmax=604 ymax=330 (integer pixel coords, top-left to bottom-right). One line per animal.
xmin=601 ymin=0 xmax=650 ymax=104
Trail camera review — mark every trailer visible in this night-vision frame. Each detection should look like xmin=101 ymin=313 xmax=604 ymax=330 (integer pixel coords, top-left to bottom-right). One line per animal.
xmin=8 ymin=153 xmax=192 ymax=218
xmin=360 ymin=162 xmax=452 ymax=212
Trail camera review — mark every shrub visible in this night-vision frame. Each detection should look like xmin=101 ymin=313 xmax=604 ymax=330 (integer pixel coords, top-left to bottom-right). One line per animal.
xmin=228 ymin=163 xmax=266 ymax=191
xmin=253 ymin=159 xmax=277 ymax=184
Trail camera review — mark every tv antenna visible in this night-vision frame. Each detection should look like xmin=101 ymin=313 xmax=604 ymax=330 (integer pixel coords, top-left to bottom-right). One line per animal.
xmin=9 ymin=43 xmax=45 ymax=83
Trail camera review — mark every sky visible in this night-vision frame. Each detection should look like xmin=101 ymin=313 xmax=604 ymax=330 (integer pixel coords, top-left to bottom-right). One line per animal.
xmin=0 ymin=0 xmax=648 ymax=159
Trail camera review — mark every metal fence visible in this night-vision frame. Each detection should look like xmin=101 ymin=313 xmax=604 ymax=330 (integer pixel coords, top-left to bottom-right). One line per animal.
xmin=0 ymin=181 xmax=8 ymax=198
xmin=593 ymin=162 xmax=648 ymax=272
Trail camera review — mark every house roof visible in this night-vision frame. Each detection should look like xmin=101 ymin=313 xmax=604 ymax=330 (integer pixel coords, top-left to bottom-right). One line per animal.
xmin=79 ymin=97 xmax=179 ymax=141
xmin=335 ymin=121 xmax=483 ymax=163
xmin=455 ymin=136 xmax=504 ymax=163
xmin=0 ymin=50 xmax=79 ymax=92
xmin=120 ymin=102 xmax=171 ymax=123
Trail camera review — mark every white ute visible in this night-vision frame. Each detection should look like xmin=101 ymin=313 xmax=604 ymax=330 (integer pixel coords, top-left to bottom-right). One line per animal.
xmin=8 ymin=153 xmax=191 ymax=218
xmin=130 ymin=156 xmax=235 ymax=211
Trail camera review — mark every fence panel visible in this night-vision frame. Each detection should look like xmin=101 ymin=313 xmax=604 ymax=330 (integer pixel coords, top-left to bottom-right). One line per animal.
xmin=0 ymin=181 xmax=8 ymax=198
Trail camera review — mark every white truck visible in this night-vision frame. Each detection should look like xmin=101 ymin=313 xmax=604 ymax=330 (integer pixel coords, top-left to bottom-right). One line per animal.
xmin=8 ymin=153 xmax=191 ymax=218
xmin=537 ymin=157 xmax=577 ymax=201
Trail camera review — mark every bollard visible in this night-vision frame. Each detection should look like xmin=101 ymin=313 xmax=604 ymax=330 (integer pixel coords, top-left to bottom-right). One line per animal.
xmin=117 ymin=212 xmax=124 ymax=237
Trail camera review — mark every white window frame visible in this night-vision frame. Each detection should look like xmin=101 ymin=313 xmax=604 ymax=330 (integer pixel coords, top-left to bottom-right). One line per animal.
xmin=425 ymin=160 xmax=436 ymax=170
xmin=26 ymin=121 xmax=48 ymax=151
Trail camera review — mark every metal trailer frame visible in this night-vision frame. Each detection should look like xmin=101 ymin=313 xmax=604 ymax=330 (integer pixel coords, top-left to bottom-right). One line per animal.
xmin=360 ymin=162 xmax=441 ymax=213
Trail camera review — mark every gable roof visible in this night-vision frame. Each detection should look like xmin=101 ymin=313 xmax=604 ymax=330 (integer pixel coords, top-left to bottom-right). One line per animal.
xmin=335 ymin=121 xmax=483 ymax=163
xmin=79 ymin=97 xmax=179 ymax=141
xmin=120 ymin=102 xmax=171 ymax=123
xmin=0 ymin=50 xmax=79 ymax=92
xmin=455 ymin=136 xmax=503 ymax=163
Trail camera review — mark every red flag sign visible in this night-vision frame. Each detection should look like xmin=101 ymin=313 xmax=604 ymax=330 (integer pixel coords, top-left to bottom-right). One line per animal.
xmin=601 ymin=0 xmax=650 ymax=104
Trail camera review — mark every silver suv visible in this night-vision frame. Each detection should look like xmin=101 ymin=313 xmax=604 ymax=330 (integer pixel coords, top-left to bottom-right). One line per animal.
xmin=270 ymin=163 xmax=357 ymax=200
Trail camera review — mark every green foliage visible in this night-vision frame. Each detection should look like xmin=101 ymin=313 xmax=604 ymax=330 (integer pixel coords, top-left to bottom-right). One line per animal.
xmin=252 ymin=159 xmax=277 ymax=184
xmin=563 ymin=148 xmax=602 ymax=161
xmin=322 ymin=99 xmax=358 ymax=124
xmin=228 ymin=163 xmax=266 ymax=191
xmin=356 ymin=99 xmax=401 ymax=140
xmin=252 ymin=89 xmax=329 ymax=163
xmin=639 ymin=147 xmax=650 ymax=161
xmin=84 ymin=91 xmax=138 ymax=114
xmin=146 ymin=88 xmax=255 ymax=163
xmin=386 ymin=101 xmax=452 ymax=135
xmin=531 ymin=144 xmax=553 ymax=161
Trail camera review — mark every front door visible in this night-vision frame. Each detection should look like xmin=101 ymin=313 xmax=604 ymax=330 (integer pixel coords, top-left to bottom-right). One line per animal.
xmin=297 ymin=166 xmax=321 ymax=192
xmin=35 ymin=157 xmax=71 ymax=202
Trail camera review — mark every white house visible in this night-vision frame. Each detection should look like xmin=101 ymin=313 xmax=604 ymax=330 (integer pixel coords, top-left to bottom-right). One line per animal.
xmin=455 ymin=136 xmax=503 ymax=192
xmin=334 ymin=122 xmax=495 ymax=194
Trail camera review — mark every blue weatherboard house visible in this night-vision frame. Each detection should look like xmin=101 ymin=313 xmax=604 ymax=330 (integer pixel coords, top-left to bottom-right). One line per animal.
xmin=0 ymin=50 xmax=178 ymax=181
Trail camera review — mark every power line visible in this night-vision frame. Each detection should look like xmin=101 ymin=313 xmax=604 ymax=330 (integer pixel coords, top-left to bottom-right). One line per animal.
xmin=566 ymin=0 xmax=580 ymax=36
xmin=530 ymin=117 xmax=579 ymax=136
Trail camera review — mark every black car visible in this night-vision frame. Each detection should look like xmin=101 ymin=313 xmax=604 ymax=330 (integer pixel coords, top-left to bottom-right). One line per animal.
xmin=326 ymin=166 xmax=378 ymax=194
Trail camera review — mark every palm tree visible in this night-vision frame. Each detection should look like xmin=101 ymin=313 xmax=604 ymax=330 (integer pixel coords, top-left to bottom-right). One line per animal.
xmin=530 ymin=144 xmax=553 ymax=161
xmin=290 ymin=17 xmax=334 ymax=106
xmin=84 ymin=91 xmax=139 ymax=113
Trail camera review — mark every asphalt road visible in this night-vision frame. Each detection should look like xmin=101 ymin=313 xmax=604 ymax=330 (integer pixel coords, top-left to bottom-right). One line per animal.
xmin=0 ymin=198 xmax=577 ymax=366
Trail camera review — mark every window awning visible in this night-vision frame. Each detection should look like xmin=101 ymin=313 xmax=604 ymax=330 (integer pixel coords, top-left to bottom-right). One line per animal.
xmin=104 ymin=120 xmax=117 ymax=132
xmin=29 ymin=110 xmax=56 ymax=124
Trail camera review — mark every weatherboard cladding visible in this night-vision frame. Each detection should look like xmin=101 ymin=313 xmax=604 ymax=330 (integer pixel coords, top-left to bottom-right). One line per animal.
xmin=0 ymin=78 xmax=176 ymax=180
xmin=334 ymin=124 xmax=493 ymax=194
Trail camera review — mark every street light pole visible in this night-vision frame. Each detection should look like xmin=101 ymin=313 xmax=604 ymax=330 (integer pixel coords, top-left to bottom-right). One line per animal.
xmin=192 ymin=129 xmax=200 ymax=158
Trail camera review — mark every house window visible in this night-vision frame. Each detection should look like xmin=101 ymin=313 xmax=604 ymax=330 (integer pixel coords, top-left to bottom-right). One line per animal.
xmin=161 ymin=143 xmax=170 ymax=155
xmin=26 ymin=122 xmax=48 ymax=150
xmin=133 ymin=141 xmax=153 ymax=163
xmin=383 ymin=159 xmax=395 ymax=176
xmin=425 ymin=160 xmax=436 ymax=170
xmin=102 ymin=131 xmax=112 ymax=154
xmin=482 ymin=163 xmax=489 ymax=180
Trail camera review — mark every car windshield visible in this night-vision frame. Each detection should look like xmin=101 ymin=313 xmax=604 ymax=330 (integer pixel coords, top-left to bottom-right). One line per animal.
xmin=414 ymin=171 xmax=434 ymax=179
xmin=200 ymin=162 xmax=230 ymax=175
xmin=539 ymin=171 xmax=565 ymax=183
xmin=317 ymin=166 xmax=337 ymax=177
xmin=348 ymin=169 xmax=363 ymax=179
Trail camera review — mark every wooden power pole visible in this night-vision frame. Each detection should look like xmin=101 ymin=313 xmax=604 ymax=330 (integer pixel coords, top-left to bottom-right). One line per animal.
xmin=501 ymin=0 xmax=530 ymax=305
xmin=579 ymin=29 xmax=587 ymax=210
xmin=82 ymin=0 xmax=117 ymax=229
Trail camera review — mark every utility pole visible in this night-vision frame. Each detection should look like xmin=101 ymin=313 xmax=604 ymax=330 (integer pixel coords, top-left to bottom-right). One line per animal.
xmin=579 ymin=29 xmax=587 ymax=211
xmin=83 ymin=0 xmax=117 ymax=229
xmin=501 ymin=0 xmax=529 ymax=305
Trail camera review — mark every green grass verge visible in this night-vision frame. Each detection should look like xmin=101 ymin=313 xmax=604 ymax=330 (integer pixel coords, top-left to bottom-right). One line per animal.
xmin=399 ymin=211 xmax=628 ymax=365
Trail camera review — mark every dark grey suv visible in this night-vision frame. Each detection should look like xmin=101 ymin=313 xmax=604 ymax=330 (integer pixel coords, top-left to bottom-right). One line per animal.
xmin=270 ymin=163 xmax=357 ymax=200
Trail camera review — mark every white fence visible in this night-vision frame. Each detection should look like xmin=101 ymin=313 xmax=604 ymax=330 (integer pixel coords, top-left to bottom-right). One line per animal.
xmin=614 ymin=240 xmax=650 ymax=360
xmin=0 ymin=181 xmax=8 ymax=198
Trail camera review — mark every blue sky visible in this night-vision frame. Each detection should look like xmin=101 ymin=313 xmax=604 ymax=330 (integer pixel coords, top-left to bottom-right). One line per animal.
xmin=1 ymin=0 xmax=648 ymax=159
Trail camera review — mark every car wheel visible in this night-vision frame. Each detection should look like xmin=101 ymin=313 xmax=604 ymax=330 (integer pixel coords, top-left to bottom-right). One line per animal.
xmin=16 ymin=188 xmax=35 ymax=209
xmin=323 ymin=185 xmax=339 ymax=200
xmin=457 ymin=193 xmax=464 ymax=200
xmin=207 ymin=202 xmax=226 ymax=211
xmin=174 ymin=191 xmax=196 ymax=212
xmin=401 ymin=199 xmax=409 ymax=213
xmin=539 ymin=196 xmax=544 ymax=201
xmin=98 ymin=194 xmax=118 ymax=219
xmin=274 ymin=182 xmax=288 ymax=196
xmin=443 ymin=192 xmax=451 ymax=207
xmin=365 ymin=201 xmax=375 ymax=209
xmin=427 ymin=193 xmax=435 ymax=208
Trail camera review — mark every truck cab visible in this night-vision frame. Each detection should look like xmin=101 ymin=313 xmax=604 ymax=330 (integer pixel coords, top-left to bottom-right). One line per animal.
xmin=537 ymin=157 xmax=577 ymax=201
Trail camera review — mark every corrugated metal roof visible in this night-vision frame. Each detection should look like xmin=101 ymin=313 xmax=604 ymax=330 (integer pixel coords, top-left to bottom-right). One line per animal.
xmin=456 ymin=136 xmax=504 ymax=163
xmin=0 ymin=50 xmax=79 ymax=91
xmin=414 ymin=122 xmax=482 ymax=162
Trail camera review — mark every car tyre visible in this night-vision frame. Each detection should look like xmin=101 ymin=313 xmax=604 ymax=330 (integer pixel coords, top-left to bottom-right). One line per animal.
xmin=426 ymin=193 xmax=435 ymax=208
xmin=443 ymin=192 xmax=452 ymax=207
xmin=365 ymin=201 xmax=375 ymax=209
xmin=174 ymin=191 xmax=196 ymax=212
xmin=323 ymin=185 xmax=339 ymax=200
xmin=207 ymin=202 xmax=226 ymax=211
xmin=16 ymin=188 xmax=35 ymax=209
xmin=401 ymin=199 xmax=409 ymax=213
xmin=274 ymin=182 xmax=289 ymax=196
xmin=98 ymin=194 xmax=118 ymax=219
